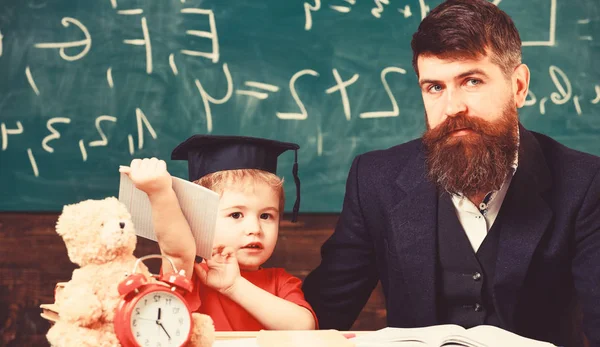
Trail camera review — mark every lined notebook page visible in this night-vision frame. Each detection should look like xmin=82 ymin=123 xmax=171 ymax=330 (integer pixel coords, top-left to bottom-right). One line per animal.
xmin=118 ymin=173 xmax=220 ymax=259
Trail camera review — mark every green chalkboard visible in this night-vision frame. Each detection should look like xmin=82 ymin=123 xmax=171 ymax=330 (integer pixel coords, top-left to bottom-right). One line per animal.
xmin=0 ymin=0 xmax=599 ymax=212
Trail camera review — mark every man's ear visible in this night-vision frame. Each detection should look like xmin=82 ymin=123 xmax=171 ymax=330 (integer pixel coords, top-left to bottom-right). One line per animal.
xmin=512 ymin=64 xmax=530 ymax=108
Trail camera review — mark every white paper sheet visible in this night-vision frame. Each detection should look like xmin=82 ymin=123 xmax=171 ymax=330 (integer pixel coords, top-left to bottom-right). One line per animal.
xmin=118 ymin=173 xmax=220 ymax=259
xmin=212 ymin=339 xmax=258 ymax=347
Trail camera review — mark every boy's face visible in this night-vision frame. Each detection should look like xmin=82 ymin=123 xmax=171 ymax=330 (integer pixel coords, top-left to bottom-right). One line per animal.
xmin=213 ymin=179 xmax=280 ymax=271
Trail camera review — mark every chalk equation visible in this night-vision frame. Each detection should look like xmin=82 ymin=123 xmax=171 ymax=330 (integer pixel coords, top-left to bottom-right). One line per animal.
xmin=0 ymin=0 xmax=597 ymax=181
xmin=31 ymin=7 xmax=218 ymax=75
xmin=4 ymin=61 xmax=599 ymax=178
xmin=2 ymin=108 xmax=157 ymax=177
xmin=304 ymin=0 xmax=560 ymax=47
xmin=303 ymin=0 xmax=433 ymax=26
xmin=23 ymin=0 xmax=565 ymax=74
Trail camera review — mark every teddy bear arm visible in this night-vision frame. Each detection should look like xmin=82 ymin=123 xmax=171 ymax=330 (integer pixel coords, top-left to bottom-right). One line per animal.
xmin=186 ymin=313 xmax=215 ymax=347
xmin=58 ymin=282 xmax=103 ymax=326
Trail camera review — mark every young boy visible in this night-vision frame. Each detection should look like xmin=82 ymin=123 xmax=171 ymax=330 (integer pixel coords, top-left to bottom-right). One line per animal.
xmin=120 ymin=135 xmax=317 ymax=331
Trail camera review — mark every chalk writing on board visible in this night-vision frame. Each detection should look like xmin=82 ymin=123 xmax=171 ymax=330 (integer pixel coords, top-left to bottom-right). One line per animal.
xmin=524 ymin=90 xmax=537 ymax=107
xmin=135 ymin=108 xmax=158 ymax=151
xmin=303 ymin=0 xmax=557 ymax=47
xmin=524 ymin=66 xmax=598 ymax=116
xmin=169 ymin=53 xmax=179 ymax=76
xmin=304 ymin=0 xmax=429 ymax=26
xmin=89 ymin=116 xmax=118 ymax=148
xmin=418 ymin=0 xmax=431 ymax=20
xmin=4 ymin=59 xmax=599 ymax=178
xmin=195 ymin=63 xmax=233 ymax=133
xmin=592 ymin=86 xmax=600 ymax=104
xmin=25 ymin=66 xmax=40 ymax=96
xmin=398 ymin=5 xmax=413 ymax=18
xmin=79 ymin=140 xmax=88 ymax=161
xmin=123 ymin=15 xmax=152 ymax=74
xmin=326 ymin=69 xmax=360 ymax=121
xmin=577 ymin=18 xmax=594 ymax=41
xmin=539 ymin=97 xmax=549 ymax=115
xmin=1 ymin=107 xmax=158 ymax=176
xmin=1 ymin=122 xmax=23 ymax=151
xmin=549 ymin=66 xmax=571 ymax=105
xmin=330 ymin=0 xmax=354 ymax=14
xmin=522 ymin=0 xmax=556 ymax=46
xmin=573 ymin=96 xmax=582 ymax=116
xmin=42 ymin=118 xmax=71 ymax=153
xmin=236 ymin=82 xmax=281 ymax=100
xmin=372 ymin=0 xmax=389 ymax=18
xmin=360 ymin=67 xmax=407 ymax=119
xmin=117 ymin=9 xmax=143 ymax=15
xmin=304 ymin=0 xmax=321 ymax=31
xmin=180 ymin=8 xmax=220 ymax=64
xmin=107 ymin=67 xmax=114 ymax=88
xmin=317 ymin=125 xmax=323 ymax=156
xmin=34 ymin=17 xmax=91 ymax=61
xmin=276 ymin=69 xmax=320 ymax=120
xmin=27 ymin=148 xmax=39 ymax=177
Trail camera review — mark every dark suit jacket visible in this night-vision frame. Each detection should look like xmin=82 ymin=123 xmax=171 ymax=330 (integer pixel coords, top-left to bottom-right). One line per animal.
xmin=303 ymin=125 xmax=600 ymax=346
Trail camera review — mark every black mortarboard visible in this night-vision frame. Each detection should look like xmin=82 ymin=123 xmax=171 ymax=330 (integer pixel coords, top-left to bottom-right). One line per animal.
xmin=171 ymin=135 xmax=301 ymax=222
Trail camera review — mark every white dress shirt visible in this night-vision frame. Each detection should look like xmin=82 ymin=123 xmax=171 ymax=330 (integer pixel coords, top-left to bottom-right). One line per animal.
xmin=450 ymin=174 xmax=514 ymax=252
xmin=451 ymin=143 xmax=520 ymax=252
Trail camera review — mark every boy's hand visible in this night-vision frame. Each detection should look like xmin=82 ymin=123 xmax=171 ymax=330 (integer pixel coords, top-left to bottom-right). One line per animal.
xmin=194 ymin=246 xmax=241 ymax=296
xmin=119 ymin=158 xmax=172 ymax=197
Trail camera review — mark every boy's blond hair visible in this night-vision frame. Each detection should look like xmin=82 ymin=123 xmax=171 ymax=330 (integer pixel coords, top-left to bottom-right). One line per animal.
xmin=194 ymin=169 xmax=285 ymax=216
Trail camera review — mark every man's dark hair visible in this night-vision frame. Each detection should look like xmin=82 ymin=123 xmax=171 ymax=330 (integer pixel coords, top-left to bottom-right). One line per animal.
xmin=411 ymin=0 xmax=522 ymax=77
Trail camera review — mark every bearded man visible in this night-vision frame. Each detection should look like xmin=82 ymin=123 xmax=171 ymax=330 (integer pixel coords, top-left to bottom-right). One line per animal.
xmin=303 ymin=1 xmax=600 ymax=346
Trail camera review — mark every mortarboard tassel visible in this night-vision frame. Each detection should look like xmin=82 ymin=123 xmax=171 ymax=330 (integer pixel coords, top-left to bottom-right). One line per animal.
xmin=291 ymin=149 xmax=300 ymax=223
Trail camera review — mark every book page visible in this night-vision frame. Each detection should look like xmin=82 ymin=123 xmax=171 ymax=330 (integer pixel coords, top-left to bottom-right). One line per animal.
xmin=257 ymin=330 xmax=354 ymax=347
xmin=440 ymin=325 xmax=556 ymax=347
xmin=212 ymin=338 xmax=259 ymax=347
xmin=351 ymin=325 xmax=465 ymax=346
xmin=118 ymin=173 xmax=220 ymax=260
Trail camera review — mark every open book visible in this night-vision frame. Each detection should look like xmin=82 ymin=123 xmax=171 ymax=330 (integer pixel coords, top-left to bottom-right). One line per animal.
xmin=118 ymin=173 xmax=220 ymax=260
xmin=210 ymin=330 xmax=354 ymax=347
xmin=350 ymin=325 xmax=556 ymax=347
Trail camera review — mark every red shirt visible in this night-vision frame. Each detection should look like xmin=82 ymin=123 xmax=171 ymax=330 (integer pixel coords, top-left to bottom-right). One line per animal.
xmin=186 ymin=265 xmax=318 ymax=331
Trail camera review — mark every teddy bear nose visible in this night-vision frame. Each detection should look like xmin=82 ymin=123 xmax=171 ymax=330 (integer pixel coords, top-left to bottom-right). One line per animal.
xmin=119 ymin=222 xmax=125 ymax=229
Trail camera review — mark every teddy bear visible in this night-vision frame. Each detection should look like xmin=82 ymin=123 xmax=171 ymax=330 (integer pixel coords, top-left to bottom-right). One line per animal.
xmin=46 ymin=197 xmax=215 ymax=347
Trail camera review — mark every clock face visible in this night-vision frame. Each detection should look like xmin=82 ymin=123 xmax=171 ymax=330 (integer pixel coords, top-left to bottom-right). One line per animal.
xmin=129 ymin=290 xmax=191 ymax=347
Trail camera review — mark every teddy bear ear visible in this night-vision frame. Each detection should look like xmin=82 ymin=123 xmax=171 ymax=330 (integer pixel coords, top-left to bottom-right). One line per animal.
xmin=55 ymin=203 xmax=75 ymax=236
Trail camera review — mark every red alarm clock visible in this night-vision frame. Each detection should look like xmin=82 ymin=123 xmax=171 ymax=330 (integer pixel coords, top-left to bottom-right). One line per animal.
xmin=114 ymin=255 xmax=195 ymax=347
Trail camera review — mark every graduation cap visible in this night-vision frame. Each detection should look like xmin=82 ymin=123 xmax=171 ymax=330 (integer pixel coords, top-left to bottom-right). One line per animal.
xmin=171 ymin=135 xmax=301 ymax=222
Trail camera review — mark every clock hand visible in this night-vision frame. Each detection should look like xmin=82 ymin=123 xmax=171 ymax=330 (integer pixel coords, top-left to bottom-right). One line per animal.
xmin=157 ymin=307 xmax=162 ymax=321
xmin=158 ymin=322 xmax=171 ymax=340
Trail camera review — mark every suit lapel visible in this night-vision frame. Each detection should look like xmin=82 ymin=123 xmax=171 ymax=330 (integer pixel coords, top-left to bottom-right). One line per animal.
xmin=494 ymin=125 xmax=553 ymax=329
xmin=388 ymin=148 xmax=439 ymax=326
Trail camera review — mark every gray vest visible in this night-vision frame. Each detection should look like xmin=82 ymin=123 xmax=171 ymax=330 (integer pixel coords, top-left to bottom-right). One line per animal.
xmin=436 ymin=192 xmax=502 ymax=328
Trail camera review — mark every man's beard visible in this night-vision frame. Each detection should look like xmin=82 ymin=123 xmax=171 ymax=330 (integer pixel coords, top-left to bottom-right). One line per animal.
xmin=422 ymin=102 xmax=519 ymax=197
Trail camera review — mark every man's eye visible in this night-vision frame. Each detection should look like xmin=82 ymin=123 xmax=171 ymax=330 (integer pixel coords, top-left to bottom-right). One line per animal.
xmin=466 ymin=79 xmax=481 ymax=86
xmin=428 ymin=85 xmax=443 ymax=93
xmin=230 ymin=212 xmax=242 ymax=219
xmin=260 ymin=213 xmax=272 ymax=220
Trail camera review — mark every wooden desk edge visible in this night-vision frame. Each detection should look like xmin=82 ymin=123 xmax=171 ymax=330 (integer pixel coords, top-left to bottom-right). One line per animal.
xmin=215 ymin=331 xmax=372 ymax=340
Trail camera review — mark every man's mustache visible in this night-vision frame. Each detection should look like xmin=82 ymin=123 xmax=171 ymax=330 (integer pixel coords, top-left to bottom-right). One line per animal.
xmin=427 ymin=114 xmax=494 ymax=143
